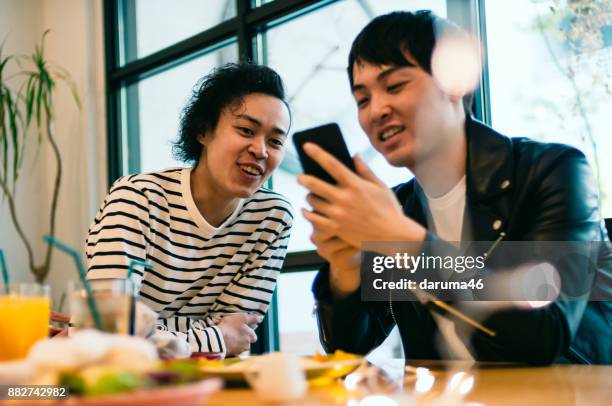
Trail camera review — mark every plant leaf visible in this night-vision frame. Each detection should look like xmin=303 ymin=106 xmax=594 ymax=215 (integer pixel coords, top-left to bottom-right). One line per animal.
xmin=0 ymin=88 xmax=8 ymax=182
xmin=52 ymin=68 xmax=80 ymax=109
xmin=35 ymin=75 xmax=43 ymax=131
xmin=43 ymin=71 xmax=54 ymax=120
xmin=25 ymin=75 xmax=35 ymax=125
xmin=6 ymin=91 xmax=20 ymax=183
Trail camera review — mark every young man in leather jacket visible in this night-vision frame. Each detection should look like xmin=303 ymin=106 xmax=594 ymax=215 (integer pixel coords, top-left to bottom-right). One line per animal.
xmin=298 ymin=10 xmax=611 ymax=364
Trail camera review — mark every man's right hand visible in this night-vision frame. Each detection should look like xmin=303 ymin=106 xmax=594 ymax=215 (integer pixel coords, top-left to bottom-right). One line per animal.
xmin=311 ymin=229 xmax=361 ymax=299
xmin=217 ymin=313 xmax=262 ymax=355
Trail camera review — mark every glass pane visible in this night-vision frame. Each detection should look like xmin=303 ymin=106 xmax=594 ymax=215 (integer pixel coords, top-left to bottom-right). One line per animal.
xmin=485 ymin=0 xmax=612 ymax=216
xmin=122 ymin=42 xmax=238 ymax=174
xmin=265 ymin=0 xmax=447 ymax=252
xmin=276 ymin=271 xmax=322 ymax=354
xmin=121 ymin=0 xmax=236 ymax=64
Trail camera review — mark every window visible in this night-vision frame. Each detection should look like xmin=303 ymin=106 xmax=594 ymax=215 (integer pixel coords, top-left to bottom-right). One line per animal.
xmin=119 ymin=0 xmax=236 ymax=64
xmin=276 ymin=271 xmax=321 ymax=354
xmin=484 ymin=0 xmax=612 ymax=216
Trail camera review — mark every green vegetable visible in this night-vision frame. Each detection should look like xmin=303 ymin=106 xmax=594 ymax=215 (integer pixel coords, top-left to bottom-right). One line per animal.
xmin=85 ymin=371 xmax=146 ymax=397
xmin=59 ymin=372 xmax=85 ymax=395
xmin=160 ymin=360 xmax=203 ymax=382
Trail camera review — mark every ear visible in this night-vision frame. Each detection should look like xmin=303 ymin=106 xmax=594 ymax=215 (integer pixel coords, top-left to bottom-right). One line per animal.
xmin=196 ymin=132 xmax=207 ymax=146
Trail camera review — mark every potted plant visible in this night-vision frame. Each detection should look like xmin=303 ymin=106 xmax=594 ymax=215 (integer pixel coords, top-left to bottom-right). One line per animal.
xmin=0 ymin=30 xmax=80 ymax=283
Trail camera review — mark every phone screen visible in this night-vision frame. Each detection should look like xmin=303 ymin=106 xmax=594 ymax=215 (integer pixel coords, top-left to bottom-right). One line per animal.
xmin=292 ymin=123 xmax=355 ymax=184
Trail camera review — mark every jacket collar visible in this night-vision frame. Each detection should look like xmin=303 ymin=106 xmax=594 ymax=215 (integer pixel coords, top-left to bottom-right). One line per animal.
xmin=397 ymin=115 xmax=515 ymax=234
xmin=465 ymin=115 xmax=515 ymax=203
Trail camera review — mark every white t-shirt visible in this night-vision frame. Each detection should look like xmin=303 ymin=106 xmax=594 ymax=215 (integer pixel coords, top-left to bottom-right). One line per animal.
xmin=423 ymin=175 xmax=474 ymax=360
xmin=423 ymin=175 xmax=466 ymax=243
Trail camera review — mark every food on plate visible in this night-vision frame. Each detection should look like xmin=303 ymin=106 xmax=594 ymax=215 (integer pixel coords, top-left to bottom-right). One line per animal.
xmin=306 ymin=350 xmax=360 ymax=363
xmin=0 ymin=330 xmax=214 ymax=398
xmin=197 ymin=350 xmax=363 ymax=383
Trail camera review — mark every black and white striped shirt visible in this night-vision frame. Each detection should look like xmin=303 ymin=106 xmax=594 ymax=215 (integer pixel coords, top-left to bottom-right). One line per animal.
xmin=86 ymin=168 xmax=293 ymax=355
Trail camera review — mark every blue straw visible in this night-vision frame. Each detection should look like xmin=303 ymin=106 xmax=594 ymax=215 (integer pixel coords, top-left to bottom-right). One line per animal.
xmin=43 ymin=235 xmax=105 ymax=331
xmin=128 ymin=259 xmax=152 ymax=296
xmin=127 ymin=259 xmax=153 ymax=280
xmin=126 ymin=259 xmax=152 ymax=336
xmin=0 ymin=249 xmax=9 ymax=294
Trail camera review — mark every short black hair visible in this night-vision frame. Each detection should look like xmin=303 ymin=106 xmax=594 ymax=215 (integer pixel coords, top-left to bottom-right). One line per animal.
xmin=347 ymin=10 xmax=474 ymax=113
xmin=173 ymin=63 xmax=290 ymax=163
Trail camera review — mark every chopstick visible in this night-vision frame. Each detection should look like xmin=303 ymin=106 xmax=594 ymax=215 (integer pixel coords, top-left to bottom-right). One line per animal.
xmin=428 ymin=299 xmax=496 ymax=337
xmin=410 ymin=287 xmax=497 ymax=337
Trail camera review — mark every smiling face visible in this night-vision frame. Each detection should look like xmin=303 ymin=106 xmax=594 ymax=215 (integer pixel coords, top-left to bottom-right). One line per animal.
xmin=351 ymin=57 xmax=461 ymax=169
xmin=196 ymin=92 xmax=290 ymax=198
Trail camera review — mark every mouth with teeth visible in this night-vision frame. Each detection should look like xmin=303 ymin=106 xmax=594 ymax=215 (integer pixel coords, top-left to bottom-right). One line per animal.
xmin=379 ymin=126 xmax=404 ymax=142
xmin=239 ymin=164 xmax=263 ymax=177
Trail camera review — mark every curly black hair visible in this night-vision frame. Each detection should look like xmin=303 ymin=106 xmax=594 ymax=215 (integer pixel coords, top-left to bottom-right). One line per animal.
xmin=173 ymin=63 xmax=290 ymax=163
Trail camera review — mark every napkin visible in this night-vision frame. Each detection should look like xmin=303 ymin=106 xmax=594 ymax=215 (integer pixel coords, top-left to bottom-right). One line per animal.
xmin=148 ymin=330 xmax=191 ymax=359
xmin=134 ymin=301 xmax=191 ymax=358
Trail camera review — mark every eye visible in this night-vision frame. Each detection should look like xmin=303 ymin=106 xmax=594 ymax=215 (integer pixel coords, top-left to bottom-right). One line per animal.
xmin=237 ymin=126 xmax=255 ymax=136
xmin=356 ymin=97 xmax=369 ymax=108
xmin=269 ymin=138 xmax=285 ymax=149
xmin=387 ymin=82 xmax=407 ymax=92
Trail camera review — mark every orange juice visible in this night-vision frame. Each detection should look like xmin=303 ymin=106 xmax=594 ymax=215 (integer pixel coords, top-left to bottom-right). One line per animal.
xmin=0 ymin=293 xmax=50 ymax=360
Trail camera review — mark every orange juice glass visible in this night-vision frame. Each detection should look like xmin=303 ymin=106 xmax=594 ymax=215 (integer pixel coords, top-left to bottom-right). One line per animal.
xmin=0 ymin=284 xmax=50 ymax=361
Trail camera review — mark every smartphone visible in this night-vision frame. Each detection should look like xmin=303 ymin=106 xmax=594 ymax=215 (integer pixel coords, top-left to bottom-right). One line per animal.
xmin=293 ymin=123 xmax=356 ymax=184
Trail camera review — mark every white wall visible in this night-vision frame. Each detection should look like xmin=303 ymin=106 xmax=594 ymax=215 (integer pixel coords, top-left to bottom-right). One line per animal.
xmin=0 ymin=0 xmax=107 ymax=307
xmin=0 ymin=0 xmax=43 ymax=285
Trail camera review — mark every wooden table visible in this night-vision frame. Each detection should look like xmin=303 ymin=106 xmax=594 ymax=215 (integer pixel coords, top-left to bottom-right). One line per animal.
xmin=206 ymin=361 xmax=612 ymax=405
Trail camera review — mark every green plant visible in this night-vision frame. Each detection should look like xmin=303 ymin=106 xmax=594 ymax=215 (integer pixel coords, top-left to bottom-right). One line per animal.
xmin=0 ymin=30 xmax=80 ymax=282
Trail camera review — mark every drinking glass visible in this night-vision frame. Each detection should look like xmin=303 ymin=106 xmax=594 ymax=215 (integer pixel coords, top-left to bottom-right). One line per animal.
xmin=0 ymin=283 xmax=51 ymax=360
xmin=69 ymin=279 xmax=135 ymax=335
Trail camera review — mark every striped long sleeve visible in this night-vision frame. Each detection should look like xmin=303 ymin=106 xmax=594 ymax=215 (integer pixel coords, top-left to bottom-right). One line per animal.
xmin=86 ymin=176 xmax=151 ymax=280
xmin=85 ymin=168 xmax=293 ymax=356
xmin=154 ymin=207 xmax=293 ymax=356
xmin=155 ymin=317 xmax=226 ymax=354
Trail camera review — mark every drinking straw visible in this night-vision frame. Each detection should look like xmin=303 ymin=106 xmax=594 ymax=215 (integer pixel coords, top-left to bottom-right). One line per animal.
xmin=0 ymin=249 xmax=9 ymax=294
xmin=127 ymin=259 xmax=153 ymax=280
xmin=43 ymin=235 xmax=104 ymax=331
xmin=127 ymin=259 xmax=152 ymax=336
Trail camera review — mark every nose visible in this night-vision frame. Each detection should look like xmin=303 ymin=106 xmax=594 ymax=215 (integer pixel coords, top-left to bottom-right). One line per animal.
xmin=248 ymin=137 xmax=268 ymax=160
xmin=369 ymin=93 xmax=392 ymax=125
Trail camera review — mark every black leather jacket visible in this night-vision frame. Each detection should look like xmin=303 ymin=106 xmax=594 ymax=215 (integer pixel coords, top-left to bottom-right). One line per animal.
xmin=312 ymin=116 xmax=612 ymax=365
